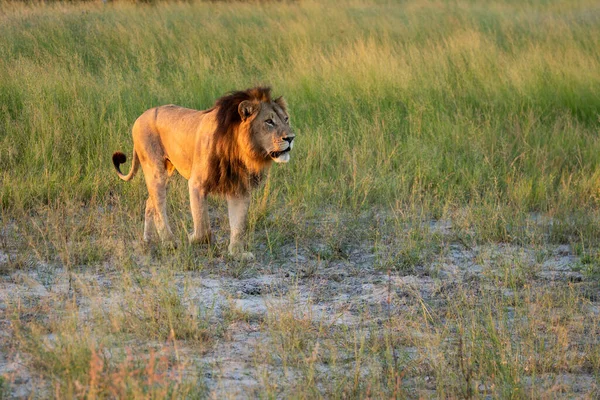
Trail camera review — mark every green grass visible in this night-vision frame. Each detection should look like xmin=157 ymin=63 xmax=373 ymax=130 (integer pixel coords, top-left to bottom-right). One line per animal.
xmin=1 ymin=0 xmax=599 ymax=221
xmin=1 ymin=0 xmax=599 ymax=397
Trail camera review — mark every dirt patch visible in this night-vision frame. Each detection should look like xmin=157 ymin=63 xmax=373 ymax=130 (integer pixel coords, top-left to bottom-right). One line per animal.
xmin=0 ymin=223 xmax=598 ymax=398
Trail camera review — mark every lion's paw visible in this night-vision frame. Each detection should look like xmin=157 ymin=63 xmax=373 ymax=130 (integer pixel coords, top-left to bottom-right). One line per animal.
xmin=228 ymin=244 xmax=255 ymax=261
xmin=238 ymin=252 xmax=255 ymax=261
xmin=189 ymin=232 xmax=213 ymax=245
xmin=160 ymin=239 xmax=178 ymax=251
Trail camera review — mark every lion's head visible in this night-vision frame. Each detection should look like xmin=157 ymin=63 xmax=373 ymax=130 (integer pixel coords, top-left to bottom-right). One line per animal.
xmin=239 ymin=92 xmax=294 ymax=164
xmin=214 ymin=87 xmax=294 ymax=167
xmin=204 ymin=87 xmax=294 ymax=196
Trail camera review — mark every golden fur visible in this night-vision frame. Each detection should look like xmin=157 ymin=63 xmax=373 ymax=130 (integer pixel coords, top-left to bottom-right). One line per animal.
xmin=112 ymin=87 xmax=294 ymax=259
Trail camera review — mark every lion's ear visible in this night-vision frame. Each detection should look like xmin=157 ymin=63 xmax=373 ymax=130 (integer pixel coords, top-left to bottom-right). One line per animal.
xmin=274 ymin=96 xmax=287 ymax=113
xmin=238 ymin=100 xmax=258 ymax=121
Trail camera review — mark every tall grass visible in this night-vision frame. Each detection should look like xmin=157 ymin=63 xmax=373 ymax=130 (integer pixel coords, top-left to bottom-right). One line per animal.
xmin=1 ymin=0 xmax=599 ymax=224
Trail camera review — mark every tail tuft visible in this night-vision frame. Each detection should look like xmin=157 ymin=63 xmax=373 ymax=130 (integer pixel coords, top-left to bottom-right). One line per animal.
xmin=113 ymin=152 xmax=127 ymax=174
xmin=113 ymin=151 xmax=127 ymax=165
xmin=113 ymin=149 xmax=139 ymax=181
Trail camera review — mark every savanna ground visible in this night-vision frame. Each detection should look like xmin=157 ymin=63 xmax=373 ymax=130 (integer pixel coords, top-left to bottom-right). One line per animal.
xmin=1 ymin=0 xmax=600 ymax=398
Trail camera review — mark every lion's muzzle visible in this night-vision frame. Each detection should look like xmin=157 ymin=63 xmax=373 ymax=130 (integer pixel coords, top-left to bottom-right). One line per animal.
xmin=270 ymin=137 xmax=293 ymax=163
xmin=270 ymin=147 xmax=291 ymax=159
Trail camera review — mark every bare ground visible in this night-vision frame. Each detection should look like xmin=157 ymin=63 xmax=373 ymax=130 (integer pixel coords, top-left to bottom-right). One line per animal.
xmin=0 ymin=217 xmax=598 ymax=398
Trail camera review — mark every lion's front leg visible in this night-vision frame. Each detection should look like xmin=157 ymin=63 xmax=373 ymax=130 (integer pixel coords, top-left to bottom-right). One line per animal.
xmin=188 ymin=181 xmax=212 ymax=244
xmin=227 ymin=195 xmax=254 ymax=261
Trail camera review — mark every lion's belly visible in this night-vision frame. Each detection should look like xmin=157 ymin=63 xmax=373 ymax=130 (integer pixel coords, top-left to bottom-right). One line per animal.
xmin=162 ymin=139 xmax=193 ymax=180
xmin=154 ymin=106 xmax=206 ymax=180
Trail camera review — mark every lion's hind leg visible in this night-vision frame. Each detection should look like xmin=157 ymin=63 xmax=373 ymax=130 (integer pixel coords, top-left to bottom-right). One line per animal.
xmin=143 ymin=198 xmax=156 ymax=242
xmin=142 ymin=165 xmax=176 ymax=248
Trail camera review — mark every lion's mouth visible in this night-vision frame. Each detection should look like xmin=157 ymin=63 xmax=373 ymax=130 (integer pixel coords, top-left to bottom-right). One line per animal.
xmin=269 ymin=147 xmax=291 ymax=159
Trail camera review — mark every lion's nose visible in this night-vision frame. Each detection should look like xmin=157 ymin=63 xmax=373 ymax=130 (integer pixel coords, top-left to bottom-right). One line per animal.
xmin=282 ymin=137 xmax=294 ymax=144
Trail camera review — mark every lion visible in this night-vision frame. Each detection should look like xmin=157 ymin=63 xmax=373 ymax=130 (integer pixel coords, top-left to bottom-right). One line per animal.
xmin=112 ymin=87 xmax=294 ymax=260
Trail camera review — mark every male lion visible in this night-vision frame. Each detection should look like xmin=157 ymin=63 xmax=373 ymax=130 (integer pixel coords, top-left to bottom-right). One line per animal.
xmin=112 ymin=87 xmax=294 ymax=260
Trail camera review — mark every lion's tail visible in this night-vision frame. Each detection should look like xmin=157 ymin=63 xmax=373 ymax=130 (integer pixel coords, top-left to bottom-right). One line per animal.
xmin=112 ymin=149 xmax=140 ymax=181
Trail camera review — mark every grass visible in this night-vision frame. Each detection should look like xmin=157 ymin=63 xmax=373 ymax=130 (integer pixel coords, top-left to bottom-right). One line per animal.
xmin=1 ymin=0 xmax=600 ymax=219
xmin=0 ymin=0 xmax=599 ymax=397
xmin=253 ymin=282 xmax=599 ymax=398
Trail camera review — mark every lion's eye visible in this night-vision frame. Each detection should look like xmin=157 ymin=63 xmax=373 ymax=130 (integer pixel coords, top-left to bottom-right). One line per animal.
xmin=284 ymin=116 xmax=289 ymax=124
xmin=265 ymin=119 xmax=275 ymax=126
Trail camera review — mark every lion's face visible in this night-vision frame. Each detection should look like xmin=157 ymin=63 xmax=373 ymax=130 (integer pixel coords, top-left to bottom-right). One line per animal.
xmin=240 ymin=97 xmax=295 ymax=164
